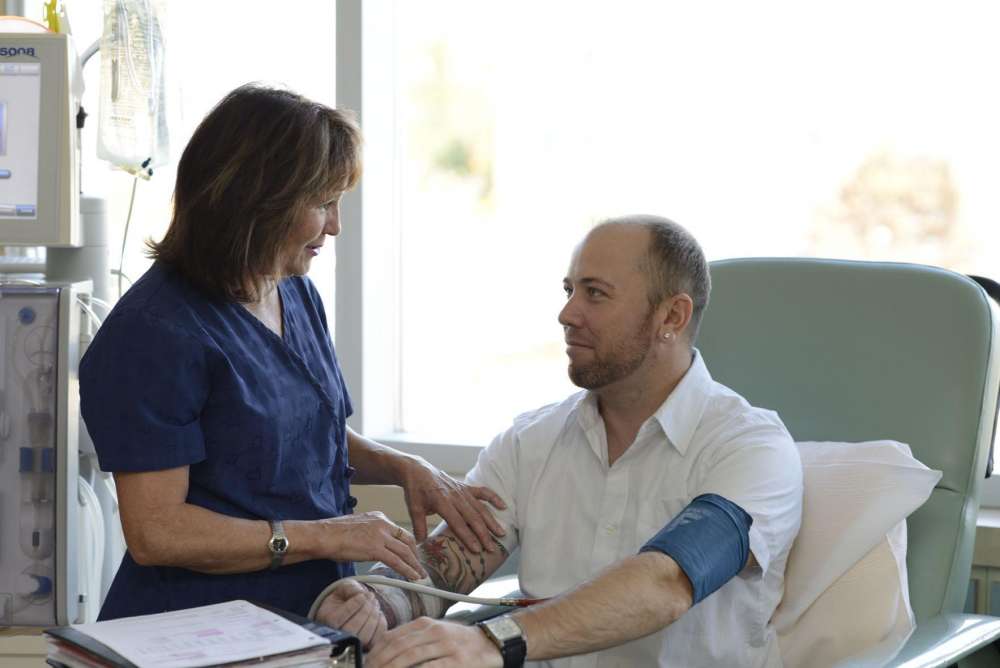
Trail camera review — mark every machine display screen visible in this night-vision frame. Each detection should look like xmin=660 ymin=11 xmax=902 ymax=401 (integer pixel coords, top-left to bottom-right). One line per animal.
xmin=0 ymin=61 xmax=41 ymax=220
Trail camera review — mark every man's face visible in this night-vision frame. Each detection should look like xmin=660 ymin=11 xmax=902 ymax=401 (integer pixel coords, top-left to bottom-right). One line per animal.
xmin=558 ymin=225 xmax=659 ymax=390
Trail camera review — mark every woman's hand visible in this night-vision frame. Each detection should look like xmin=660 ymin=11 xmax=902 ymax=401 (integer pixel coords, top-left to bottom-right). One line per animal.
xmin=397 ymin=456 xmax=508 ymax=553
xmin=312 ymin=512 xmax=425 ymax=580
xmin=314 ymin=580 xmax=387 ymax=650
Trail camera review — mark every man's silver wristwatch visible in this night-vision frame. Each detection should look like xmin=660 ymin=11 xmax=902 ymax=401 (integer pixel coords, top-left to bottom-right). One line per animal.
xmin=267 ymin=520 xmax=289 ymax=570
xmin=477 ymin=614 xmax=526 ymax=668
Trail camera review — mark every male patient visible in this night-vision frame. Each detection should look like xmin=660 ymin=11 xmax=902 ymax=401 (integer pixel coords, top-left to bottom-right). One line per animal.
xmin=318 ymin=215 xmax=803 ymax=667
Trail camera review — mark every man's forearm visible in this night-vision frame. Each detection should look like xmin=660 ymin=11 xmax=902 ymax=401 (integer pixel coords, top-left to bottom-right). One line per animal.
xmin=419 ymin=530 xmax=507 ymax=592
xmin=513 ymin=551 xmax=693 ymax=660
xmin=368 ymin=527 xmax=510 ymax=625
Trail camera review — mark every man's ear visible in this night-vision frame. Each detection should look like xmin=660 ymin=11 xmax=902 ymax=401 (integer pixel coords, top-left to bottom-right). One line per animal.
xmin=660 ymin=293 xmax=694 ymax=338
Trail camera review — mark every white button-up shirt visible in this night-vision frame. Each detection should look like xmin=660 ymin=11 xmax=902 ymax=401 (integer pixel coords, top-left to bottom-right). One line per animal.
xmin=467 ymin=351 xmax=803 ymax=668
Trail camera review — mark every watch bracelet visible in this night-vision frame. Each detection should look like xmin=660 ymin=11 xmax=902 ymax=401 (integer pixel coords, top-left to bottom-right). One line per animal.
xmin=267 ymin=520 xmax=287 ymax=570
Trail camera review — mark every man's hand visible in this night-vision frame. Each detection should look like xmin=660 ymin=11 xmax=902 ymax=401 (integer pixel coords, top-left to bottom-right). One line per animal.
xmin=314 ymin=580 xmax=387 ymax=650
xmin=365 ymin=617 xmax=502 ymax=668
xmin=397 ymin=456 xmax=508 ymax=553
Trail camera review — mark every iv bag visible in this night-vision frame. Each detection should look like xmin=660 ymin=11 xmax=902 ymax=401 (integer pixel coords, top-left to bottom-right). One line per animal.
xmin=97 ymin=0 xmax=169 ymax=175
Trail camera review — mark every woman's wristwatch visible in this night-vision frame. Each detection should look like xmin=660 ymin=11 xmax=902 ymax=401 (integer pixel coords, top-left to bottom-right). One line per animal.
xmin=477 ymin=614 xmax=526 ymax=668
xmin=267 ymin=520 xmax=289 ymax=570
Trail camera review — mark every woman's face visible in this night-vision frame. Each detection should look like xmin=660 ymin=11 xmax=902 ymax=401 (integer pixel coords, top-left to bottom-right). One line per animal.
xmin=277 ymin=192 xmax=343 ymax=277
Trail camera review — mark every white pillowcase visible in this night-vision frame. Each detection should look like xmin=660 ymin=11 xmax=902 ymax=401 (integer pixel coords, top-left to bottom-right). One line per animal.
xmin=773 ymin=440 xmax=942 ymax=668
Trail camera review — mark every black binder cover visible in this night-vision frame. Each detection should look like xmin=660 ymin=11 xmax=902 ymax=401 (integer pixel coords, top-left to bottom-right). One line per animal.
xmin=45 ymin=624 xmax=135 ymax=667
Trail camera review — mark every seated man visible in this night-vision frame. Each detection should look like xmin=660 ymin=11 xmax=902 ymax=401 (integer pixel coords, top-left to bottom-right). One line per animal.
xmin=319 ymin=215 xmax=803 ymax=667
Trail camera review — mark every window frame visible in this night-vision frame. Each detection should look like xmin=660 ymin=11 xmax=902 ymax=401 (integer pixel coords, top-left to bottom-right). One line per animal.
xmin=335 ymin=0 xmax=478 ymax=474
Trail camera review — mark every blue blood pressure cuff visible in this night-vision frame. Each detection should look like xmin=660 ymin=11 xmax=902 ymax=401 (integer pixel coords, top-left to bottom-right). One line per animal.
xmin=639 ymin=493 xmax=753 ymax=606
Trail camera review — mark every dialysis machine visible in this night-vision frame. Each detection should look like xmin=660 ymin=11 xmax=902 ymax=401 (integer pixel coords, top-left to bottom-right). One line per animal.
xmin=0 ymin=280 xmax=88 ymax=626
xmin=1 ymin=22 xmax=120 ymax=626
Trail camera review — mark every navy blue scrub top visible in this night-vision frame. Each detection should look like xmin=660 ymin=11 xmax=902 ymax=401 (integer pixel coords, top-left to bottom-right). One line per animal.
xmin=79 ymin=261 xmax=357 ymax=620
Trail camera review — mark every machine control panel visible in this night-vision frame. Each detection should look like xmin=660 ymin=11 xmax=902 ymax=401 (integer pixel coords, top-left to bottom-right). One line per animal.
xmin=0 ymin=33 xmax=80 ymax=247
xmin=0 ymin=61 xmax=41 ymax=222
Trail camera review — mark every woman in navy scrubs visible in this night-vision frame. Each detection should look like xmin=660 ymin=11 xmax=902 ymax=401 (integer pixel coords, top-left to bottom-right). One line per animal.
xmin=78 ymin=84 xmax=505 ymax=646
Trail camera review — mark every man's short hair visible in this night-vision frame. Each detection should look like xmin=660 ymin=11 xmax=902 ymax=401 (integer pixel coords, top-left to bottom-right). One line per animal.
xmin=148 ymin=83 xmax=362 ymax=302
xmin=599 ymin=214 xmax=712 ymax=343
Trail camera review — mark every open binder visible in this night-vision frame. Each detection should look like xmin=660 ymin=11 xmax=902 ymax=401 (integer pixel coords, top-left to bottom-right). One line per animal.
xmin=43 ymin=601 xmax=361 ymax=668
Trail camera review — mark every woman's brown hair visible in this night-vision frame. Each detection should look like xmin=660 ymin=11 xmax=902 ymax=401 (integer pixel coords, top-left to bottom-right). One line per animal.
xmin=148 ymin=83 xmax=362 ymax=302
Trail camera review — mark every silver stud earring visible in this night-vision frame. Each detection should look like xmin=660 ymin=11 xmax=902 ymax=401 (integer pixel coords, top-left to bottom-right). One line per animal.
xmin=662 ymin=332 xmax=672 ymax=340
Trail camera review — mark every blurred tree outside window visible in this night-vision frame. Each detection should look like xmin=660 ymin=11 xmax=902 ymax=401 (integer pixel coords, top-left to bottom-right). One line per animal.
xmin=388 ymin=0 xmax=1000 ymax=442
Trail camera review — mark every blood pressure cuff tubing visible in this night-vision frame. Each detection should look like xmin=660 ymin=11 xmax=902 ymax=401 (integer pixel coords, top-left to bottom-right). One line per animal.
xmin=638 ymin=493 xmax=753 ymax=606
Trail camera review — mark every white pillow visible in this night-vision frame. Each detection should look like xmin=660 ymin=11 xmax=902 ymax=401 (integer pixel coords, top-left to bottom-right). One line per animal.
xmin=773 ymin=440 xmax=941 ymax=668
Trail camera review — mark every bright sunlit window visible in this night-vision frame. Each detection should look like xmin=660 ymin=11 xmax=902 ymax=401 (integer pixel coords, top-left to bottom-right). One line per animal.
xmin=358 ymin=0 xmax=1000 ymax=445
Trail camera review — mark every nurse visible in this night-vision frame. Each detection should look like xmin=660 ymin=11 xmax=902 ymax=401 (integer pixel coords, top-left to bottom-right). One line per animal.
xmin=78 ymin=84 xmax=506 ymax=637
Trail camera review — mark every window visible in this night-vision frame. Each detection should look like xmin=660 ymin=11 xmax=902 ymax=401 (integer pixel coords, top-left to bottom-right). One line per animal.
xmin=340 ymin=1 xmax=1000 ymax=466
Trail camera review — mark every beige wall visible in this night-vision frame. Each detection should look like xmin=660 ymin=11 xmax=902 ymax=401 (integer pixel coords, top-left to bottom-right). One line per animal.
xmin=352 ymin=484 xmax=444 ymax=532
xmin=0 ymin=629 xmax=47 ymax=668
xmin=353 ymin=484 xmax=409 ymax=524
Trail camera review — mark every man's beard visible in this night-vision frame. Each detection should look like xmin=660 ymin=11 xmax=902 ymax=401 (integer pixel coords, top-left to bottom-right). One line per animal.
xmin=568 ymin=312 xmax=655 ymax=390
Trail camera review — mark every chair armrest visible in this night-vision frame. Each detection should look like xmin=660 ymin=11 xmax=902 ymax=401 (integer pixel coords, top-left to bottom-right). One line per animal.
xmin=886 ymin=614 xmax=1000 ymax=668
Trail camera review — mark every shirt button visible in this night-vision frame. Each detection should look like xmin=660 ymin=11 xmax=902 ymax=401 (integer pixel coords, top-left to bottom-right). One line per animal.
xmin=605 ymin=524 xmax=617 ymax=535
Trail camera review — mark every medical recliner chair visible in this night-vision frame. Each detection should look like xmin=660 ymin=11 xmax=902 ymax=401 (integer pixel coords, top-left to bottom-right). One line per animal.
xmin=698 ymin=258 xmax=1000 ymax=667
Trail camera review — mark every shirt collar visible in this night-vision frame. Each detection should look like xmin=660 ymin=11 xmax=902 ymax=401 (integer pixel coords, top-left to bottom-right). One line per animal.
xmin=572 ymin=349 xmax=714 ymax=458
xmin=569 ymin=392 xmax=606 ymax=463
xmin=652 ymin=349 xmax=713 ymax=455
xmin=569 ymin=390 xmax=599 ymax=433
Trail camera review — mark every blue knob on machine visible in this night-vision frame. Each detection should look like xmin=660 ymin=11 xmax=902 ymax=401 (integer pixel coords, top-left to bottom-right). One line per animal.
xmin=18 ymin=307 xmax=36 ymax=325
xmin=41 ymin=448 xmax=56 ymax=473
xmin=19 ymin=447 xmax=34 ymax=473
xmin=31 ymin=574 xmax=53 ymax=596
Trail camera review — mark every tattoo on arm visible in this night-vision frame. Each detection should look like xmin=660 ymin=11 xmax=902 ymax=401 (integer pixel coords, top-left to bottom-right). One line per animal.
xmin=366 ymin=530 xmax=510 ymax=627
xmin=421 ymin=533 xmax=508 ymax=594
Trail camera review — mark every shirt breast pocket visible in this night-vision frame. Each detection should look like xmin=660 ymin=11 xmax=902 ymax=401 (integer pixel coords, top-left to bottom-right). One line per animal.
xmin=632 ymin=495 xmax=689 ymax=552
